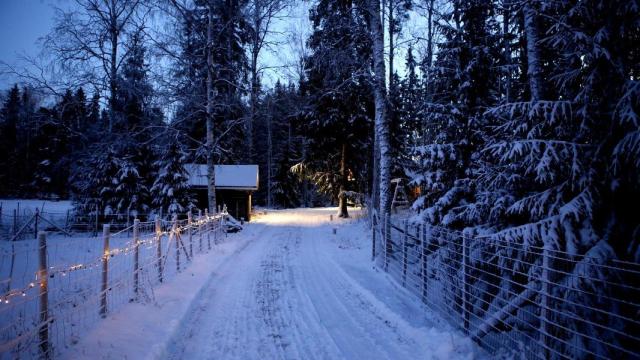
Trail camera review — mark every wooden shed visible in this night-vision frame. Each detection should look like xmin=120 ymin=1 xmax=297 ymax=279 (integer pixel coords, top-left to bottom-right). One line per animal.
xmin=185 ymin=164 xmax=259 ymax=221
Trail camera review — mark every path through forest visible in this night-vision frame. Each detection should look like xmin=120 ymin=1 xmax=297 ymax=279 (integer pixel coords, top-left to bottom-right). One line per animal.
xmin=164 ymin=208 xmax=478 ymax=359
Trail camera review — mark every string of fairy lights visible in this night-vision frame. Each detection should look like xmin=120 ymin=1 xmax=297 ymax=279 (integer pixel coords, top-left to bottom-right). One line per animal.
xmin=0 ymin=214 xmax=225 ymax=305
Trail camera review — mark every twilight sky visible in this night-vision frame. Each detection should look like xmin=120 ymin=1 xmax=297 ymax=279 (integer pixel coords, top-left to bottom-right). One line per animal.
xmin=0 ymin=0 xmax=64 ymax=88
xmin=0 ymin=0 xmax=419 ymax=92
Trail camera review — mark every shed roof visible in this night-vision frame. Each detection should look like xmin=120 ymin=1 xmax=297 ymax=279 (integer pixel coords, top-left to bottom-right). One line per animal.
xmin=185 ymin=164 xmax=259 ymax=191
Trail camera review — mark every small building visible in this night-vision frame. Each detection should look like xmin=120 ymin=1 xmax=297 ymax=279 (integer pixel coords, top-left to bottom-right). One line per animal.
xmin=185 ymin=164 xmax=259 ymax=221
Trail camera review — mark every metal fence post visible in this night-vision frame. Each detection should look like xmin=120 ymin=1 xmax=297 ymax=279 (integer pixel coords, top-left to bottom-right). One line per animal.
xmin=37 ymin=231 xmax=50 ymax=358
xmin=402 ymin=220 xmax=408 ymax=287
xmin=155 ymin=216 xmax=163 ymax=283
xmin=462 ymin=234 xmax=470 ymax=332
xmin=133 ymin=219 xmax=140 ymax=298
xmin=101 ymin=224 xmax=110 ymax=317
xmin=188 ymin=212 xmax=193 ymax=258
xmin=422 ymin=224 xmax=428 ymax=303
xmin=540 ymin=244 xmax=551 ymax=357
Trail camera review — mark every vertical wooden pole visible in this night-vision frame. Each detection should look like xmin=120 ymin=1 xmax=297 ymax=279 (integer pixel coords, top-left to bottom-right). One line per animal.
xmin=462 ymin=234 xmax=470 ymax=332
xmin=155 ymin=216 xmax=163 ymax=283
xmin=422 ymin=224 xmax=428 ymax=303
xmin=133 ymin=218 xmax=140 ymax=298
xmin=173 ymin=215 xmax=180 ymax=272
xmin=198 ymin=210 xmax=203 ymax=253
xmin=101 ymin=224 xmax=110 ymax=317
xmin=188 ymin=212 xmax=193 ymax=259
xmin=37 ymin=231 xmax=50 ymax=358
xmin=402 ymin=220 xmax=408 ymax=287
xmin=384 ymin=213 xmax=391 ymax=271
xmin=371 ymin=212 xmax=377 ymax=261
xmin=205 ymin=208 xmax=211 ymax=251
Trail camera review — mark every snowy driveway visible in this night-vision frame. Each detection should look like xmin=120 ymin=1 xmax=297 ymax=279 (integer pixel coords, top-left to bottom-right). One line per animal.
xmin=164 ymin=208 xmax=478 ymax=360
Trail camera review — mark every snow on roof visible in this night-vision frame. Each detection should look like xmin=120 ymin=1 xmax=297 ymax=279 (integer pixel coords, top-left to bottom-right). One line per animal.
xmin=185 ymin=164 xmax=259 ymax=190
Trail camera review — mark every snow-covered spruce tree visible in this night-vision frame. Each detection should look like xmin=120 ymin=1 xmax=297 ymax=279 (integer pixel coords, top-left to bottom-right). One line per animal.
xmin=452 ymin=1 xmax=640 ymax=357
xmin=409 ymin=0 xmax=500 ymax=227
xmin=71 ymin=145 xmax=120 ymax=216
xmin=253 ymin=82 xmax=304 ymax=208
xmin=151 ymin=140 xmax=195 ymax=216
xmin=107 ymin=33 xmax=161 ymax=217
xmin=298 ymin=0 xmax=374 ymax=218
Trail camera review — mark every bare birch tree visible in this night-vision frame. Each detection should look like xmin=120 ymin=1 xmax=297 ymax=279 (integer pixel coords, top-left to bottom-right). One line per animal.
xmin=245 ymin=0 xmax=287 ymax=162
xmin=43 ymin=0 xmax=146 ymax=133
xmin=368 ymin=0 xmax=392 ymax=213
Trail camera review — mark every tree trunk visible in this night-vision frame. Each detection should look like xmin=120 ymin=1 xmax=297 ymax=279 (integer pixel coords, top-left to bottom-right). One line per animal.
xmin=387 ymin=0 xmax=394 ymax=90
xmin=338 ymin=142 xmax=349 ymax=218
xmin=206 ymin=0 xmax=217 ymax=213
xmin=523 ymin=1 xmax=544 ymax=101
xmin=248 ymin=1 xmax=261 ymax=163
xmin=267 ymin=111 xmax=273 ymax=208
xmin=368 ymin=0 xmax=392 ymax=214
xmin=108 ymin=4 xmax=118 ymax=134
xmin=503 ymin=2 xmax=512 ymax=103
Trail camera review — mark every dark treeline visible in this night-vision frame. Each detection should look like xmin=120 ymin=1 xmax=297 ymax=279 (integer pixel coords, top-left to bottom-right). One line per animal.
xmin=0 ymin=0 xmax=639 ymax=356
xmin=0 ymin=0 xmax=638 ymax=279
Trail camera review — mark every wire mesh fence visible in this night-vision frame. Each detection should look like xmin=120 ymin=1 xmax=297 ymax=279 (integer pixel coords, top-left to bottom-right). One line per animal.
xmin=370 ymin=211 xmax=640 ymax=359
xmin=0 ymin=211 xmax=228 ymax=359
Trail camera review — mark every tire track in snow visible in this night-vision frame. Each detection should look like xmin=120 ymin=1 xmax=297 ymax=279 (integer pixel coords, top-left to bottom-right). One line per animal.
xmin=164 ymin=209 xmax=478 ymax=360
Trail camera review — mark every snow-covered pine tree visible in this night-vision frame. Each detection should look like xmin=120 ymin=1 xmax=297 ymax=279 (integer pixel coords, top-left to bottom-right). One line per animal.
xmin=151 ymin=140 xmax=195 ymax=216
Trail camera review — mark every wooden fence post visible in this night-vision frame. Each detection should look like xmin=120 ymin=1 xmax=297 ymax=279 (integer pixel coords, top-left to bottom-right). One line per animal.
xmin=37 ymin=231 xmax=50 ymax=358
xmin=371 ymin=212 xmax=377 ymax=261
xmin=173 ymin=215 xmax=180 ymax=272
xmin=101 ymin=224 xmax=110 ymax=317
xmin=462 ymin=234 xmax=470 ymax=332
xmin=198 ymin=210 xmax=203 ymax=253
xmin=402 ymin=220 xmax=408 ymax=287
xmin=205 ymin=209 xmax=211 ymax=251
xmin=188 ymin=212 xmax=193 ymax=259
xmin=155 ymin=216 xmax=163 ymax=283
xmin=133 ymin=219 xmax=140 ymax=298
xmin=422 ymin=224 xmax=428 ymax=303
xmin=384 ymin=213 xmax=391 ymax=271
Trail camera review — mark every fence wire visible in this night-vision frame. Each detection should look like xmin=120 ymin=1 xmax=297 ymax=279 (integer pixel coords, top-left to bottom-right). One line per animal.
xmin=371 ymin=212 xmax=640 ymax=359
xmin=0 ymin=212 xmax=228 ymax=359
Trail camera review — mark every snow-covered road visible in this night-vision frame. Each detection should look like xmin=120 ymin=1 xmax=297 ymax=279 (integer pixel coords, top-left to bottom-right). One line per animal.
xmin=164 ymin=208 xmax=478 ymax=360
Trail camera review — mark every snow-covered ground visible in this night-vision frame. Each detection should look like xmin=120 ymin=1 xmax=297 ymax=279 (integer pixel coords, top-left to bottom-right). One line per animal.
xmin=0 ymin=199 xmax=73 ymax=216
xmin=62 ymin=208 xmax=481 ymax=360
